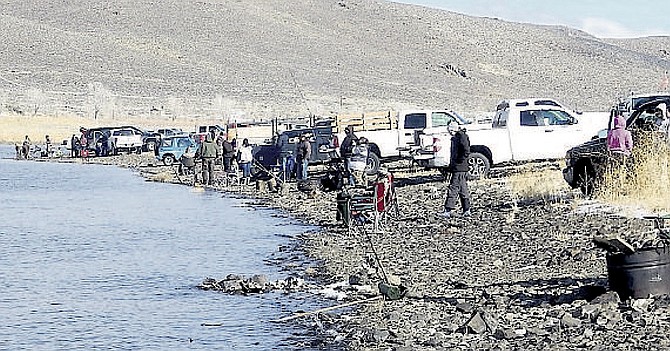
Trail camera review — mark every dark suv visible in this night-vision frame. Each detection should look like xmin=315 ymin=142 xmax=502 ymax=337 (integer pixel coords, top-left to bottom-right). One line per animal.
xmin=253 ymin=126 xmax=338 ymax=169
xmin=563 ymin=96 xmax=670 ymax=194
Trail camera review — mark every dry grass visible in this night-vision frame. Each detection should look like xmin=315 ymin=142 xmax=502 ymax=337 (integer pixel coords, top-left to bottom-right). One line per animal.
xmin=598 ymin=132 xmax=670 ymax=213
xmin=505 ymin=167 xmax=569 ymax=204
xmin=0 ymin=112 xmax=225 ymax=144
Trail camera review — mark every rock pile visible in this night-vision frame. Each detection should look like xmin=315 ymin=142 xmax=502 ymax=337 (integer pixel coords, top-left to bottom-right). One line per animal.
xmin=198 ymin=274 xmax=307 ymax=295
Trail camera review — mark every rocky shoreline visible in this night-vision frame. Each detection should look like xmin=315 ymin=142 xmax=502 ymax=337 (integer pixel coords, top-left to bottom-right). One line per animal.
xmin=46 ymin=153 xmax=670 ymax=350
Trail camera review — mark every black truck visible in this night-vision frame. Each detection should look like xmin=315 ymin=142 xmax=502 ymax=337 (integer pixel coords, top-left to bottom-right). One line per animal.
xmin=252 ymin=125 xmax=338 ymax=174
xmin=563 ymin=96 xmax=670 ymax=195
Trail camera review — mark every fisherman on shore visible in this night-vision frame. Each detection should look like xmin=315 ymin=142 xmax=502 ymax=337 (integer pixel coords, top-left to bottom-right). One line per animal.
xmin=237 ymin=138 xmax=254 ymax=184
xmin=296 ymin=134 xmax=311 ymax=181
xmin=71 ymin=134 xmax=79 ymax=157
xmin=221 ymin=138 xmax=235 ymax=173
xmin=438 ymin=122 xmax=471 ymax=219
xmin=340 ymin=125 xmax=359 ymax=185
xmin=195 ymin=133 xmax=220 ymax=186
xmin=45 ymin=135 xmax=52 ymax=157
xmin=22 ymin=135 xmax=31 ymax=159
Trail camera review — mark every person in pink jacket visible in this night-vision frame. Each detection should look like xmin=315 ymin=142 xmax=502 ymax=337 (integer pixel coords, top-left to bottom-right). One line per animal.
xmin=607 ymin=115 xmax=633 ymax=155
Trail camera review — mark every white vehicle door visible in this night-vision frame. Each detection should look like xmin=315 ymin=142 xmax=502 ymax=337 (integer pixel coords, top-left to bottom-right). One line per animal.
xmin=508 ymin=109 xmax=568 ymax=161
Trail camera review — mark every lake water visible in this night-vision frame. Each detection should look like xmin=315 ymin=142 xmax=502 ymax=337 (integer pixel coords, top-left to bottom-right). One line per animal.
xmin=0 ymin=146 xmax=320 ymax=350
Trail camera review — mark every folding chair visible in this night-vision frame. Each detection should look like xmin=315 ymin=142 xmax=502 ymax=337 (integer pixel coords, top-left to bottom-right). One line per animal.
xmin=345 ymin=171 xmax=400 ymax=234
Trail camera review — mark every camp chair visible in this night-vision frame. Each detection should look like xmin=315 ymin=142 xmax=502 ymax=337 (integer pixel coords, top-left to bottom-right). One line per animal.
xmin=345 ymin=171 xmax=398 ymax=234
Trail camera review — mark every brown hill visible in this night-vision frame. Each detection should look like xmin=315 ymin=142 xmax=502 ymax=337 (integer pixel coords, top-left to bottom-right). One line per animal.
xmin=1 ymin=0 xmax=669 ymax=120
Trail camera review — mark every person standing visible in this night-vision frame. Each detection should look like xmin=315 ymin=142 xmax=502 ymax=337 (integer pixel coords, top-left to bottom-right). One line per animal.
xmin=222 ymin=138 xmax=235 ymax=173
xmin=195 ymin=133 xmax=220 ymax=186
xmin=438 ymin=123 xmax=471 ymax=219
xmin=22 ymin=135 xmax=31 ymax=159
xmin=607 ymin=114 xmax=633 ymax=155
xmin=296 ymin=134 xmax=311 ymax=181
xmin=45 ymin=135 xmax=52 ymax=157
xmin=71 ymin=134 xmax=79 ymax=157
xmin=340 ymin=126 xmax=359 ymax=184
xmin=237 ymin=138 xmax=254 ymax=184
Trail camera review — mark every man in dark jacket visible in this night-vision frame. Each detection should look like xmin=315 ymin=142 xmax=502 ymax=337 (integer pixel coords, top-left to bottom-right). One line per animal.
xmin=195 ymin=133 xmax=221 ymax=185
xmin=439 ymin=124 xmax=471 ymax=219
xmin=296 ymin=134 xmax=311 ymax=180
xmin=221 ymin=138 xmax=235 ymax=173
xmin=340 ymin=126 xmax=358 ymax=183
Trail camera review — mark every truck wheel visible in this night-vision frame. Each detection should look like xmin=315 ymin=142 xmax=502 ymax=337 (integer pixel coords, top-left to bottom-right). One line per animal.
xmin=163 ymin=154 xmax=176 ymax=166
xmin=468 ymin=152 xmax=490 ymax=179
xmin=366 ymin=152 xmax=381 ymax=175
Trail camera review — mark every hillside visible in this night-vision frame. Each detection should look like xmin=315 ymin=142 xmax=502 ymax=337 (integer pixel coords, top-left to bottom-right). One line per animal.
xmin=1 ymin=0 xmax=670 ymax=121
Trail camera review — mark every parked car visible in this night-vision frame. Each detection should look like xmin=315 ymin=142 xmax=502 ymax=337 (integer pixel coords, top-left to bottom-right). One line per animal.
xmin=111 ymin=129 xmax=143 ymax=154
xmin=325 ymin=109 xmax=479 ymax=174
xmin=563 ymin=96 xmax=670 ymax=194
xmin=253 ymin=126 xmax=338 ymax=174
xmin=157 ymin=135 xmax=200 ymax=166
xmin=157 ymin=128 xmax=186 ymax=138
xmin=83 ymin=125 xmax=160 ymax=155
xmin=414 ymin=98 xmax=609 ymax=178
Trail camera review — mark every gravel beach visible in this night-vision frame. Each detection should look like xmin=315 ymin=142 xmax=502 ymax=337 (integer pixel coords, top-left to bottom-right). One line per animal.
xmin=53 ymin=153 xmax=670 ymax=351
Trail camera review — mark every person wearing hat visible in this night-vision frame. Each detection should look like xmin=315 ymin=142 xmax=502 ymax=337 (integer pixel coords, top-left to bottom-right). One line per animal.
xmin=438 ymin=122 xmax=471 ymax=219
xmin=296 ymin=134 xmax=311 ymax=181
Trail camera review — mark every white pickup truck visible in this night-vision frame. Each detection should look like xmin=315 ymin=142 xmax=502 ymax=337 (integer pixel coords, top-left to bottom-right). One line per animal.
xmin=111 ymin=128 xmax=144 ymax=154
xmin=413 ymin=98 xmax=609 ymax=177
xmin=331 ymin=109 xmax=488 ymax=172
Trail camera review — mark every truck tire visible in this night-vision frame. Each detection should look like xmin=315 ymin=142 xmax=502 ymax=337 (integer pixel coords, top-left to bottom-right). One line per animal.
xmin=163 ymin=154 xmax=176 ymax=166
xmin=468 ymin=152 xmax=490 ymax=179
xmin=366 ymin=152 xmax=381 ymax=175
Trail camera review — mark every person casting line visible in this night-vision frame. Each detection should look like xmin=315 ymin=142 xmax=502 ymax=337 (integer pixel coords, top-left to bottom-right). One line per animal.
xmin=439 ymin=123 xmax=472 ymax=219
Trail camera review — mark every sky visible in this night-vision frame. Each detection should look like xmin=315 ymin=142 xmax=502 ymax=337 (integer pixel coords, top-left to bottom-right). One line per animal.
xmin=395 ymin=0 xmax=670 ymax=38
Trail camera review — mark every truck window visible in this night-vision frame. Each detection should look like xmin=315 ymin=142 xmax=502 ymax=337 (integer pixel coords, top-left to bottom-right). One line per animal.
xmin=493 ymin=111 xmax=508 ymax=127
xmin=431 ymin=112 xmax=455 ymax=127
xmin=542 ymin=110 xmax=573 ymax=125
xmin=534 ymin=100 xmax=561 ymax=107
xmin=520 ymin=111 xmax=539 ymax=126
xmin=199 ymin=126 xmax=207 ymax=133
xmin=404 ymin=113 xmax=427 ymax=129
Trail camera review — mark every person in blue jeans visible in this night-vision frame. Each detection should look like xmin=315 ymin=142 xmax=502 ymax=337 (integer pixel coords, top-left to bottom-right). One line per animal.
xmin=237 ymin=138 xmax=254 ymax=183
xmin=296 ymin=134 xmax=311 ymax=180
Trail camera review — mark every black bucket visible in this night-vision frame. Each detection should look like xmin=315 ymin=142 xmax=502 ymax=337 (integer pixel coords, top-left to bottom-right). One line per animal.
xmin=606 ymin=245 xmax=670 ymax=300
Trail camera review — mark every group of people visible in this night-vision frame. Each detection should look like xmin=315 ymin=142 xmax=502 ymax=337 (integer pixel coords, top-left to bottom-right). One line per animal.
xmin=339 ymin=124 xmax=472 ymax=220
xmin=14 ymin=135 xmax=56 ymax=159
xmin=192 ymin=131 xmax=255 ymax=186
